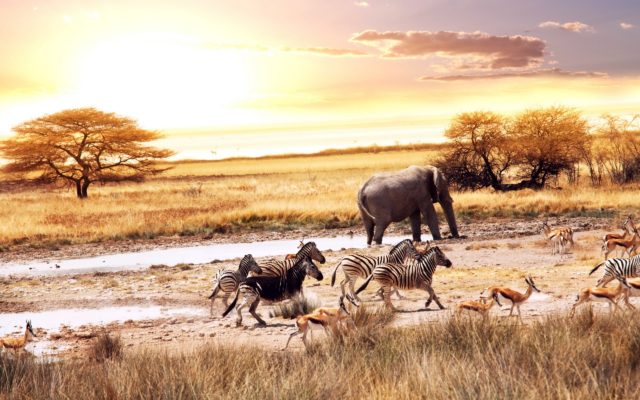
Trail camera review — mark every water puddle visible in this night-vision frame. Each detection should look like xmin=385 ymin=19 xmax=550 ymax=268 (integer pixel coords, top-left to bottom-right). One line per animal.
xmin=0 ymin=306 xmax=206 ymax=336
xmin=0 ymin=234 xmax=416 ymax=277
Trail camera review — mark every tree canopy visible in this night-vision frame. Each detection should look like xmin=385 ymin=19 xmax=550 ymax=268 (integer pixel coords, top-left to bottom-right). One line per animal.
xmin=0 ymin=108 xmax=174 ymax=197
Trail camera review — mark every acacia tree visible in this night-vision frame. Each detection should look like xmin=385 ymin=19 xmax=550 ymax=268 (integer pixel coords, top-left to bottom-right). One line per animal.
xmin=435 ymin=111 xmax=516 ymax=190
xmin=0 ymin=108 xmax=174 ymax=198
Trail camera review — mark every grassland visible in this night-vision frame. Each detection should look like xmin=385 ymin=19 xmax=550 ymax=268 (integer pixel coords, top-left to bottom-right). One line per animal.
xmin=2 ymin=310 xmax=639 ymax=399
xmin=0 ymin=144 xmax=638 ymax=251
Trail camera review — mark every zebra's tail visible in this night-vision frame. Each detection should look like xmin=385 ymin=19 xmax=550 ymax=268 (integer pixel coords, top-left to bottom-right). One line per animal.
xmin=589 ymin=261 xmax=606 ymax=276
xmin=331 ymin=261 xmax=342 ymax=287
xmin=355 ymin=274 xmax=375 ymax=295
xmin=222 ymin=288 xmax=240 ymax=318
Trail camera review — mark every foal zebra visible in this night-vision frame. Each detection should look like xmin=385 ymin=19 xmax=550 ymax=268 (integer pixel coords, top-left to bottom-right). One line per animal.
xmin=222 ymin=257 xmax=324 ymax=327
xmin=208 ymin=254 xmax=262 ymax=316
xmin=259 ymin=241 xmax=326 ymax=277
xmin=589 ymin=254 xmax=640 ymax=287
xmin=355 ymin=245 xmax=452 ymax=310
xmin=330 ymin=239 xmax=417 ymax=301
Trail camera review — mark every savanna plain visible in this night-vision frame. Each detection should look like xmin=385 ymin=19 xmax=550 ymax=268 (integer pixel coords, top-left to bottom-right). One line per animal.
xmin=2 ymin=145 xmax=640 ymax=399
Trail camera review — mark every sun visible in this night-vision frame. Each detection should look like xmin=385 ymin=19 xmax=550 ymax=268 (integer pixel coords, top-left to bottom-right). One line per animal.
xmin=73 ymin=33 xmax=255 ymax=128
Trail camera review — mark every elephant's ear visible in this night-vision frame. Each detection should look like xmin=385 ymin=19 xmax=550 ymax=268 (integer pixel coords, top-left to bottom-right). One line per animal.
xmin=433 ymin=168 xmax=453 ymax=203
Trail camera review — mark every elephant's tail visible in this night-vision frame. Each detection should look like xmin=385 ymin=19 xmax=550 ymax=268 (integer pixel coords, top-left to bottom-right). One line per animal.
xmin=357 ymin=193 xmax=376 ymax=223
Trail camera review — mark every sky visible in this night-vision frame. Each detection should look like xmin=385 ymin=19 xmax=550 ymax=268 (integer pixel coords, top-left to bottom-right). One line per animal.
xmin=1 ymin=0 xmax=639 ymax=159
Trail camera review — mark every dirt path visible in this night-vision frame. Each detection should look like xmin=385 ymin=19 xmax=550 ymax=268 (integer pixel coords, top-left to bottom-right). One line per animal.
xmin=0 ymin=219 xmax=624 ymax=358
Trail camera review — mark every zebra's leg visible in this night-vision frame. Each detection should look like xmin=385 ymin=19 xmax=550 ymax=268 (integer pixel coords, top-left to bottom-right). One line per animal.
xmin=222 ymin=293 xmax=230 ymax=308
xmin=235 ymin=295 xmax=251 ymax=327
xmin=248 ymin=297 xmax=266 ymax=326
xmin=517 ymin=305 xmax=523 ymax=322
xmin=382 ymin=286 xmax=396 ymax=310
xmin=349 ymin=279 xmax=362 ymax=302
xmin=339 ymin=277 xmax=348 ymax=298
xmin=209 ymin=297 xmax=216 ymax=317
xmin=424 ymin=285 xmax=445 ymax=310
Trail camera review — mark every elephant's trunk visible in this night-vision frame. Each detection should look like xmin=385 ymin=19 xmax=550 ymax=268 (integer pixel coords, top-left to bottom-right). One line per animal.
xmin=441 ymin=199 xmax=459 ymax=238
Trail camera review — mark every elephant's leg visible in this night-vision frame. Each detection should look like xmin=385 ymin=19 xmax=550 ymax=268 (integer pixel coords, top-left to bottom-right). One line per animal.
xmin=363 ymin=216 xmax=375 ymax=245
xmin=419 ymin=201 xmax=442 ymax=240
xmin=409 ymin=210 xmax=422 ymax=242
xmin=373 ymin=219 xmax=390 ymax=245
xmin=440 ymin=199 xmax=459 ymax=238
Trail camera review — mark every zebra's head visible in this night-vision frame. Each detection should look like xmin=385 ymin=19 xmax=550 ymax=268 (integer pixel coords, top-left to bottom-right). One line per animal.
xmin=299 ymin=241 xmax=326 ymax=264
xmin=302 ymin=258 xmax=324 ymax=281
xmin=241 ymin=254 xmax=263 ymax=275
xmin=411 ymin=245 xmax=452 ymax=268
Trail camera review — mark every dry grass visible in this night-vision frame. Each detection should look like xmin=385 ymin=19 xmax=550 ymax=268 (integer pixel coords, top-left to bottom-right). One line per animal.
xmin=89 ymin=332 xmax=123 ymax=362
xmin=0 ymin=146 xmax=637 ymax=250
xmin=3 ymin=312 xmax=640 ymax=399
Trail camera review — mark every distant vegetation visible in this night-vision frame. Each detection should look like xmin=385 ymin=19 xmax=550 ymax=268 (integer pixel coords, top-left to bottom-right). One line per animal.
xmin=436 ymin=107 xmax=640 ymax=190
xmin=2 ymin=312 xmax=640 ymax=399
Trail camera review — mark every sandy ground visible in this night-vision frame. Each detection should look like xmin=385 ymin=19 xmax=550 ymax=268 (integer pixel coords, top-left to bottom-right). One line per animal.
xmin=0 ymin=217 xmax=627 ymax=358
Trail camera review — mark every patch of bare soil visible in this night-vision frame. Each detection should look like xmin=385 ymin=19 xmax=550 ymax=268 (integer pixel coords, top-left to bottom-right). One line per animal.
xmin=0 ymin=218 xmax=623 ymax=359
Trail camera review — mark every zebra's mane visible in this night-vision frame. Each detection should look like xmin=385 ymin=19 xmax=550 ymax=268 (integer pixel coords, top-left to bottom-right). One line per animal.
xmin=297 ymin=241 xmax=317 ymax=254
xmin=388 ymin=239 xmax=412 ymax=255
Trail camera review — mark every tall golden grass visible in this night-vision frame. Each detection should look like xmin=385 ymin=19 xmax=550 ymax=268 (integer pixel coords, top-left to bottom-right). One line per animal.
xmin=2 ymin=311 xmax=640 ymax=399
xmin=0 ymin=146 xmax=636 ymax=250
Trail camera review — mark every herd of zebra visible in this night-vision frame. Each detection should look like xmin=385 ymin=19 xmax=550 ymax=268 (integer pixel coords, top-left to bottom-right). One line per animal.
xmin=208 ymin=218 xmax=640 ymax=347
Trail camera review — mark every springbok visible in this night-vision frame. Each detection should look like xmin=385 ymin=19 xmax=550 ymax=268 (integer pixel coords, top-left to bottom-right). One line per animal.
xmin=603 ymin=215 xmax=634 ymax=244
xmin=618 ymin=277 xmax=640 ymax=309
xmin=0 ymin=320 xmax=36 ymax=352
xmin=456 ymin=293 xmax=502 ymax=319
xmin=569 ymin=283 xmax=624 ymax=316
xmin=542 ymin=221 xmax=571 ymax=255
xmin=481 ymin=276 xmax=540 ymax=321
xmin=282 ymin=295 xmax=357 ymax=350
xmin=603 ymin=227 xmax=640 ymax=260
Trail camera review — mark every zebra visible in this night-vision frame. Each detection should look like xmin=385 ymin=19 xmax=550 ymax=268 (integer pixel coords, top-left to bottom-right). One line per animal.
xmin=258 ymin=241 xmax=326 ymax=277
xmin=330 ymin=239 xmax=417 ymax=302
xmin=222 ymin=257 xmax=324 ymax=327
xmin=355 ymin=245 xmax=452 ymax=310
xmin=208 ymin=254 xmax=262 ymax=316
xmin=589 ymin=254 xmax=640 ymax=287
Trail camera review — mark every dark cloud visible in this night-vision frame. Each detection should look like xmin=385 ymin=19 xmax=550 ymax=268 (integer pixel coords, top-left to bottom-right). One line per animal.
xmin=351 ymin=30 xmax=546 ymax=69
xmin=418 ymin=68 xmax=608 ymax=81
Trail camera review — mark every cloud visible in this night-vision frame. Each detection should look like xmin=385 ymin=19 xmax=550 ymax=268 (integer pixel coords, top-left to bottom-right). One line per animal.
xmin=620 ymin=22 xmax=634 ymax=30
xmin=419 ymin=68 xmax=608 ymax=81
xmin=354 ymin=1 xmax=369 ymax=7
xmin=538 ymin=21 xmax=594 ymax=33
xmin=351 ymin=30 xmax=546 ymax=69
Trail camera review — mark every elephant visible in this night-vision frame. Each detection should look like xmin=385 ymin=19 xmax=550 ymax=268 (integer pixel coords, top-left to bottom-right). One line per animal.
xmin=357 ymin=165 xmax=459 ymax=245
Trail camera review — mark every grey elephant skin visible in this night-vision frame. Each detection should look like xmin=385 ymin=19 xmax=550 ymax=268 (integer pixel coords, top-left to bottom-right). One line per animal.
xmin=357 ymin=165 xmax=459 ymax=245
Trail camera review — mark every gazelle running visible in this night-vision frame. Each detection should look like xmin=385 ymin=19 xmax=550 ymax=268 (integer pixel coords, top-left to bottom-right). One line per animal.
xmin=603 ymin=215 xmax=635 ymax=244
xmin=569 ymin=283 xmax=625 ymax=316
xmin=618 ymin=277 xmax=640 ymax=309
xmin=481 ymin=276 xmax=540 ymax=321
xmin=0 ymin=320 xmax=37 ymax=352
xmin=282 ymin=295 xmax=358 ymax=350
xmin=603 ymin=227 xmax=640 ymax=260
xmin=456 ymin=292 xmax=502 ymax=319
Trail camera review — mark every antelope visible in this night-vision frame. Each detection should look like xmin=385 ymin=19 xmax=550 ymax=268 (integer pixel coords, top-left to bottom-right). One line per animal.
xmin=570 ymin=283 xmax=625 ymax=316
xmin=0 ymin=320 xmax=37 ymax=352
xmin=618 ymin=277 xmax=640 ymax=309
xmin=542 ymin=221 xmax=571 ymax=254
xmin=603 ymin=227 xmax=640 ymax=260
xmin=456 ymin=293 xmax=502 ymax=319
xmin=603 ymin=215 xmax=634 ymax=244
xmin=481 ymin=276 xmax=540 ymax=321
xmin=282 ymin=295 xmax=357 ymax=350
